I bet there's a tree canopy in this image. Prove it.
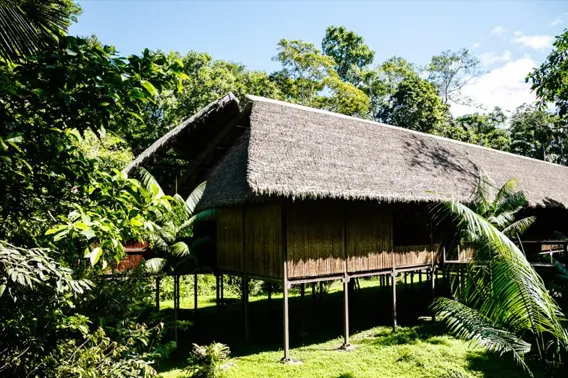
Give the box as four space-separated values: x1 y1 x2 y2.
321 25 374 85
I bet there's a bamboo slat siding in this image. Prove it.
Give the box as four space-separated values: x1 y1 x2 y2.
286 200 345 278
216 206 244 272
244 203 282 278
215 200 440 279
392 245 439 267
346 202 393 273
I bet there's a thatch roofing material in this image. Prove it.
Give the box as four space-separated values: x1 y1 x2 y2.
200 96 568 209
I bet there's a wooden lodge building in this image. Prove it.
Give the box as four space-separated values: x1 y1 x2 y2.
125 93 568 360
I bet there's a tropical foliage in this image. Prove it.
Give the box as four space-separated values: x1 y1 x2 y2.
2 2 568 377
185 342 231 378
431 176 568 373
0 0 80 61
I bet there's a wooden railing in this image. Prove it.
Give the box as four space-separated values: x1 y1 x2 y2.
444 240 568 265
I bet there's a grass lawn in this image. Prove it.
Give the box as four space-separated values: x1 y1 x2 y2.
156 276 532 378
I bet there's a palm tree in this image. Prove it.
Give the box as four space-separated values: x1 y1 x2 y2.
137 168 215 275
431 175 568 373
0 0 77 62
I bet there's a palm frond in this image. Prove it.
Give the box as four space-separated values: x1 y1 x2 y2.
144 257 166 274
503 216 536 238
0 0 70 62
186 181 206 215
169 241 190 257
471 173 494 216
138 167 165 198
491 191 529 227
435 200 568 355
432 297 532 373
494 177 520 209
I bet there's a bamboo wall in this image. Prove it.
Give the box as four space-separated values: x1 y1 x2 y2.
216 203 282 278
346 202 393 273
215 200 440 280
243 203 282 278
216 206 244 272
285 200 345 278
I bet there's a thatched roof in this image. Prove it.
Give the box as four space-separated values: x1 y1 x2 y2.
197 95 568 209
127 93 568 209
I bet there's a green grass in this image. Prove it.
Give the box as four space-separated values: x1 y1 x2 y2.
156 276 532 378
159 324 529 378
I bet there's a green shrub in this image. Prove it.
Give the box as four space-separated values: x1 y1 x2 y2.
185 342 231 378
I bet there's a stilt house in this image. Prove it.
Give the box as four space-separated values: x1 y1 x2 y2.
125 93 568 359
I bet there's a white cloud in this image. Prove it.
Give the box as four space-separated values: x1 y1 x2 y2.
473 42 480 48
491 26 509 36
513 34 554 50
514 31 522 37
479 50 512 66
451 57 537 117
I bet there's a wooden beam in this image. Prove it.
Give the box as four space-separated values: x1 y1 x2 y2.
175 104 251 188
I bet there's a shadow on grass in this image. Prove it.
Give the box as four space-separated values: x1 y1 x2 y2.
156 277 533 377
364 322 447 347
160 278 445 358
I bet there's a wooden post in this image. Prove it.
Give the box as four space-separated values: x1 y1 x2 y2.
300 284 305 336
174 275 178 343
193 273 198 310
281 203 291 362
341 276 351 349
243 275 249 341
282 277 290 361
155 277 160 311
431 251 436 322
392 253 397 332
215 274 220 309
391 270 398 332
220 274 224 302
311 282 316 307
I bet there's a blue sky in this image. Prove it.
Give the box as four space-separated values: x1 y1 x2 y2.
70 0 567 115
